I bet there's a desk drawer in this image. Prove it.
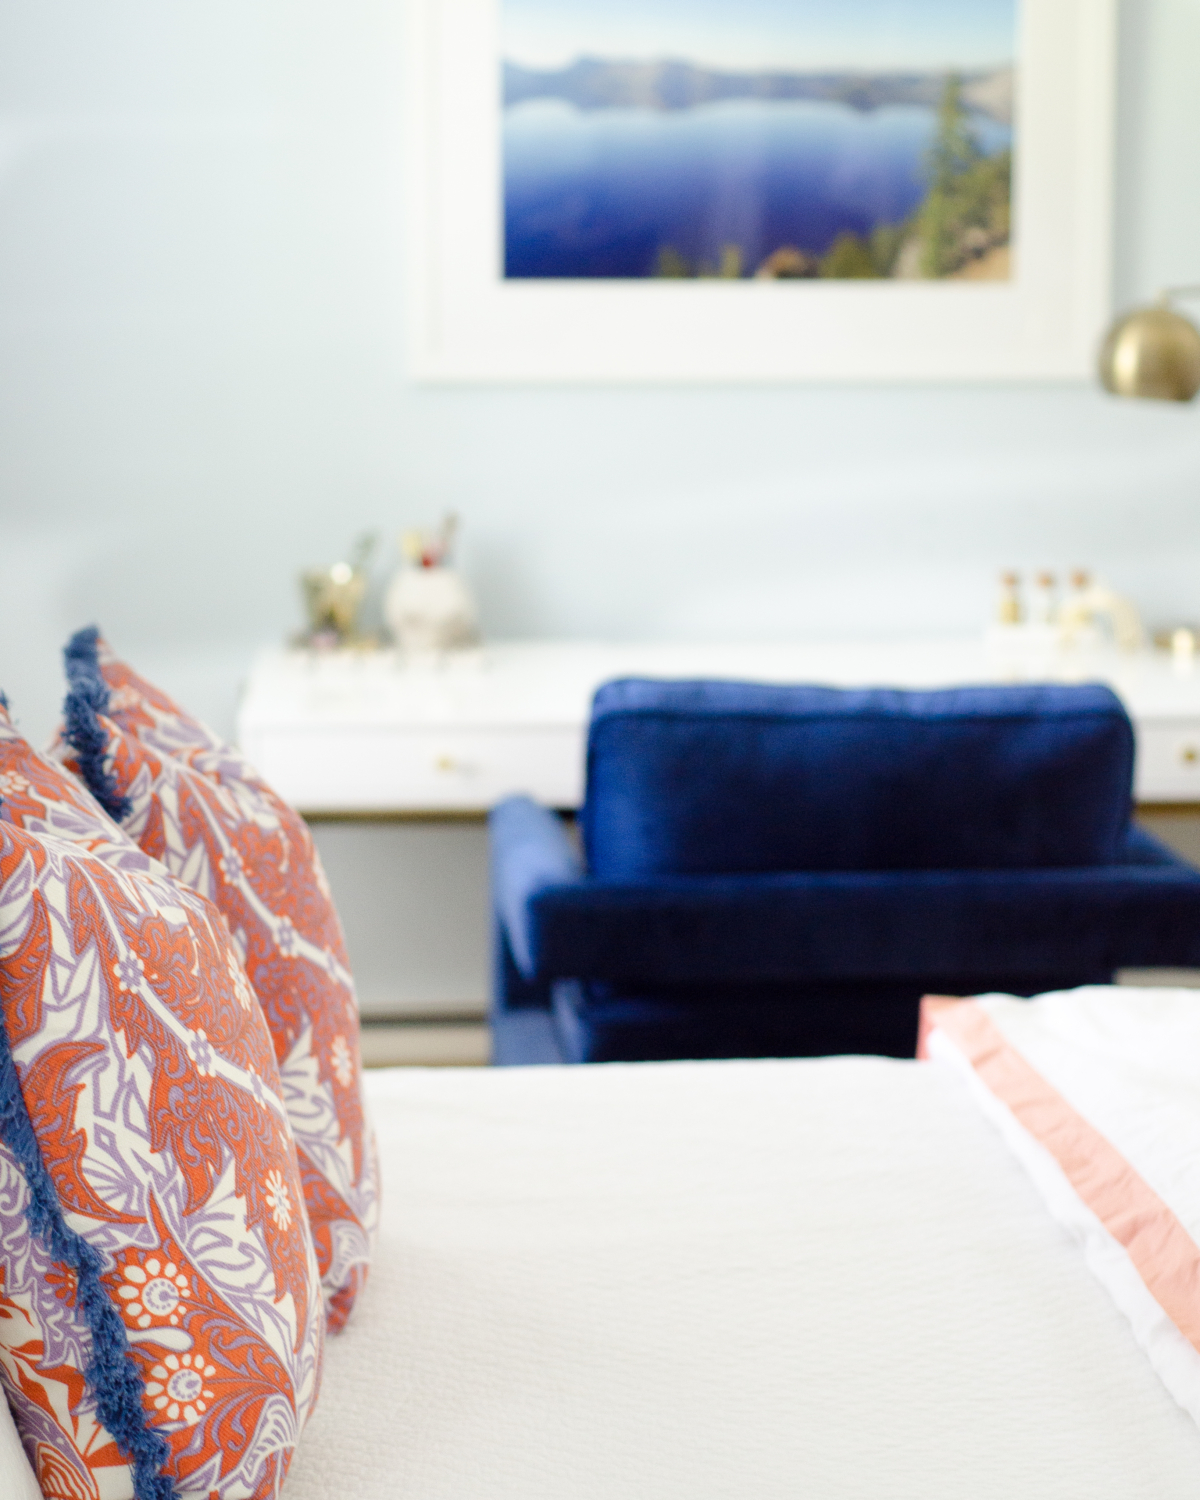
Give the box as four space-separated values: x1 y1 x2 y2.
243 724 586 812
246 715 1200 812
1135 721 1200 803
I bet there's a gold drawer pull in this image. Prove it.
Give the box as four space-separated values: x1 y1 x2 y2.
434 754 456 772
1180 745 1199 765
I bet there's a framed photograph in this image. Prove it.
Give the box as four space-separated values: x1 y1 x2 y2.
406 0 1115 382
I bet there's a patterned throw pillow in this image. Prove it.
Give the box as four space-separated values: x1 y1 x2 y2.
58 631 379 1332
0 702 324 1500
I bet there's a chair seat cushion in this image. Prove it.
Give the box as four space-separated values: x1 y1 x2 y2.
527 846 1200 986
548 972 1115 1064
583 679 1136 878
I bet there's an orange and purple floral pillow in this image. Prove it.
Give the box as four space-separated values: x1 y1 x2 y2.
58 630 379 1333
0 703 324 1500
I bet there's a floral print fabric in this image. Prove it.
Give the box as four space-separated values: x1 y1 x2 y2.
0 707 323 1499
59 635 379 1332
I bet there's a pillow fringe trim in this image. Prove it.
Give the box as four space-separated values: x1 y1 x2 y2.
0 1003 175 1500
63 626 131 822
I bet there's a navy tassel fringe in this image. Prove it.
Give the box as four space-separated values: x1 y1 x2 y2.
0 1005 174 1499
63 626 130 822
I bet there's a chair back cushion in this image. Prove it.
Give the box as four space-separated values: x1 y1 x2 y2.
582 679 1135 878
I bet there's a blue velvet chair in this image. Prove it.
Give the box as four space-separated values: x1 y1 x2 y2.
490 678 1200 1065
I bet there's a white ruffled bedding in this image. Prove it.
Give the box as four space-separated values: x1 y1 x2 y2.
286 1038 1200 1499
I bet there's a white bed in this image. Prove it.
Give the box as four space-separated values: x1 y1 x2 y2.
285 1049 1200 1500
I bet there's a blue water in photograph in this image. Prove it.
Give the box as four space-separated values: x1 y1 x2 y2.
504 96 1012 279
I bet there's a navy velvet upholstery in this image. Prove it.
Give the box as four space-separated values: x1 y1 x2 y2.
583 679 1134 877
548 972 1107 1065
490 679 1200 1066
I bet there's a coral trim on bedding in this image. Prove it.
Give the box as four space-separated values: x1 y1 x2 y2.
921 995 1200 1355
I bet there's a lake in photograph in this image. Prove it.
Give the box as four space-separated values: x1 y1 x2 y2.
501 0 1017 280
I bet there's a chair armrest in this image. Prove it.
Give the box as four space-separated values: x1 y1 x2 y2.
490 796 584 979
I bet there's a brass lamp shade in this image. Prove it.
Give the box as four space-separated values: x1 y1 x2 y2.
1098 302 1200 402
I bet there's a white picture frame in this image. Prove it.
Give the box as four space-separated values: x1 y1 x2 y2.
406 0 1115 384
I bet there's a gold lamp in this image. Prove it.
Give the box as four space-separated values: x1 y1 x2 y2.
1098 286 1200 401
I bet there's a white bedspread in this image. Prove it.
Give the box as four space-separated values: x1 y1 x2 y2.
285 1056 1200 1499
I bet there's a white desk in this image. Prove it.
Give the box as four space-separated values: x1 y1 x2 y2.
237 638 1200 814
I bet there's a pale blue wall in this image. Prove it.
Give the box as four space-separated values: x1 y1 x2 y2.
2 0 1200 746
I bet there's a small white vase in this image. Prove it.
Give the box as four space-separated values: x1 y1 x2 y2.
384 565 479 658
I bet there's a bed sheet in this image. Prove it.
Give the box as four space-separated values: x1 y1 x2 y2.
285 1055 1200 1499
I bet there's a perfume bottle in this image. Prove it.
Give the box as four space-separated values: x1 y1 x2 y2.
1029 571 1057 626
996 571 1022 626
1066 569 1092 608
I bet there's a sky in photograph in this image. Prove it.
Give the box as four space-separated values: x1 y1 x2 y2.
503 0 1018 73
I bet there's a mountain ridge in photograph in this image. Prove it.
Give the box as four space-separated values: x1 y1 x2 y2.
503 58 1014 125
